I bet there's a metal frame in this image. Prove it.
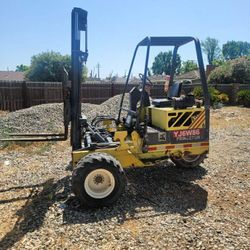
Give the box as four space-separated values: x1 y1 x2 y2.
71 8 88 150
118 36 210 140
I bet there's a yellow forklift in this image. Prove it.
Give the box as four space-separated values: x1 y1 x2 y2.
1 8 210 208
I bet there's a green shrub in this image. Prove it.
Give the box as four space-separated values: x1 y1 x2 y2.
193 86 229 107
237 89 250 107
218 93 229 103
231 57 250 84
192 86 203 98
208 57 250 84
209 87 221 105
208 63 233 84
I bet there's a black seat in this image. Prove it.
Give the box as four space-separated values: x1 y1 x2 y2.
129 87 141 111
167 81 182 99
125 87 150 131
152 82 182 108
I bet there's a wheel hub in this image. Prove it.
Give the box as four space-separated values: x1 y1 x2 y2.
93 174 104 184
84 169 115 199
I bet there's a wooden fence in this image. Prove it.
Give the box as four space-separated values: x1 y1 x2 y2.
0 81 63 111
0 80 249 111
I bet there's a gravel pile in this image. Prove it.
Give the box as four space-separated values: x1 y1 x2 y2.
0 104 65 135
85 93 129 121
0 104 249 249
0 94 129 136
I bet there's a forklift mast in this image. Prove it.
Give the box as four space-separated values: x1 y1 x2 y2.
0 8 88 146
71 8 88 150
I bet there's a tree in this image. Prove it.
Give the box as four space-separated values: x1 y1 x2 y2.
147 68 152 77
212 56 225 67
222 41 250 60
180 60 198 74
15 64 29 72
151 51 181 75
201 37 221 65
25 51 71 81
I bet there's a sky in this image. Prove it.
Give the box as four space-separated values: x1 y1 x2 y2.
0 0 249 78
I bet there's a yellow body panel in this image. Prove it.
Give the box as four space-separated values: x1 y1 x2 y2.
72 107 209 169
72 148 145 168
149 106 205 131
138 143 209 159
72 142 208 168
72 136 209 169
72 130 145 168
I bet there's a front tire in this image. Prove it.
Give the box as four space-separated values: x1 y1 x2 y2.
72 153 126 208
171 154 206 168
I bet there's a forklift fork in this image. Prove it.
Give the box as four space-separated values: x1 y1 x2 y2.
0 68 70 142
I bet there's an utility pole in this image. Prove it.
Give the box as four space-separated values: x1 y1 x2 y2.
96 63 101 79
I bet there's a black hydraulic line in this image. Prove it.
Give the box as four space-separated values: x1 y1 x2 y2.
91 116 116 126
85 133 92 147
75 142 120 151
87 122 106 143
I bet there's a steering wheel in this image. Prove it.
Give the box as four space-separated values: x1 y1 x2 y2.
138 73 153 86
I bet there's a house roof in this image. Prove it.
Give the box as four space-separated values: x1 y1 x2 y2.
149 70 201 82
177 70 200 80
0 71 25 81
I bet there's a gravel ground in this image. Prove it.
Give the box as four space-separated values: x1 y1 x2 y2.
0 103 249 249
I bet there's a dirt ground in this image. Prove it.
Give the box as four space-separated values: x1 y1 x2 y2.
0 106 249 249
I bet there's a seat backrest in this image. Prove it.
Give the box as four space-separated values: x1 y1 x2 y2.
129 87 141 111
126 87 150 131
167 82 182 99
130 86 151 111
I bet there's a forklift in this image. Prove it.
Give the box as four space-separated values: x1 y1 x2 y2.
1 8 210 208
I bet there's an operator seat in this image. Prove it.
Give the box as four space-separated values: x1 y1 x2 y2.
130 87 141 111
167 81 182 99
152 81 182 107
124 86 150 131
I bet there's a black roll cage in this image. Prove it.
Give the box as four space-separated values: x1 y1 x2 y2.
118 36 210 139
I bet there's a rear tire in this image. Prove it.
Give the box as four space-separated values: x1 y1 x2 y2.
72 153 126 208
171 154 206 168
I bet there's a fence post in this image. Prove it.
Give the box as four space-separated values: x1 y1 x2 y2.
22 81 28 109
232 83 240 105
111 81 114 98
